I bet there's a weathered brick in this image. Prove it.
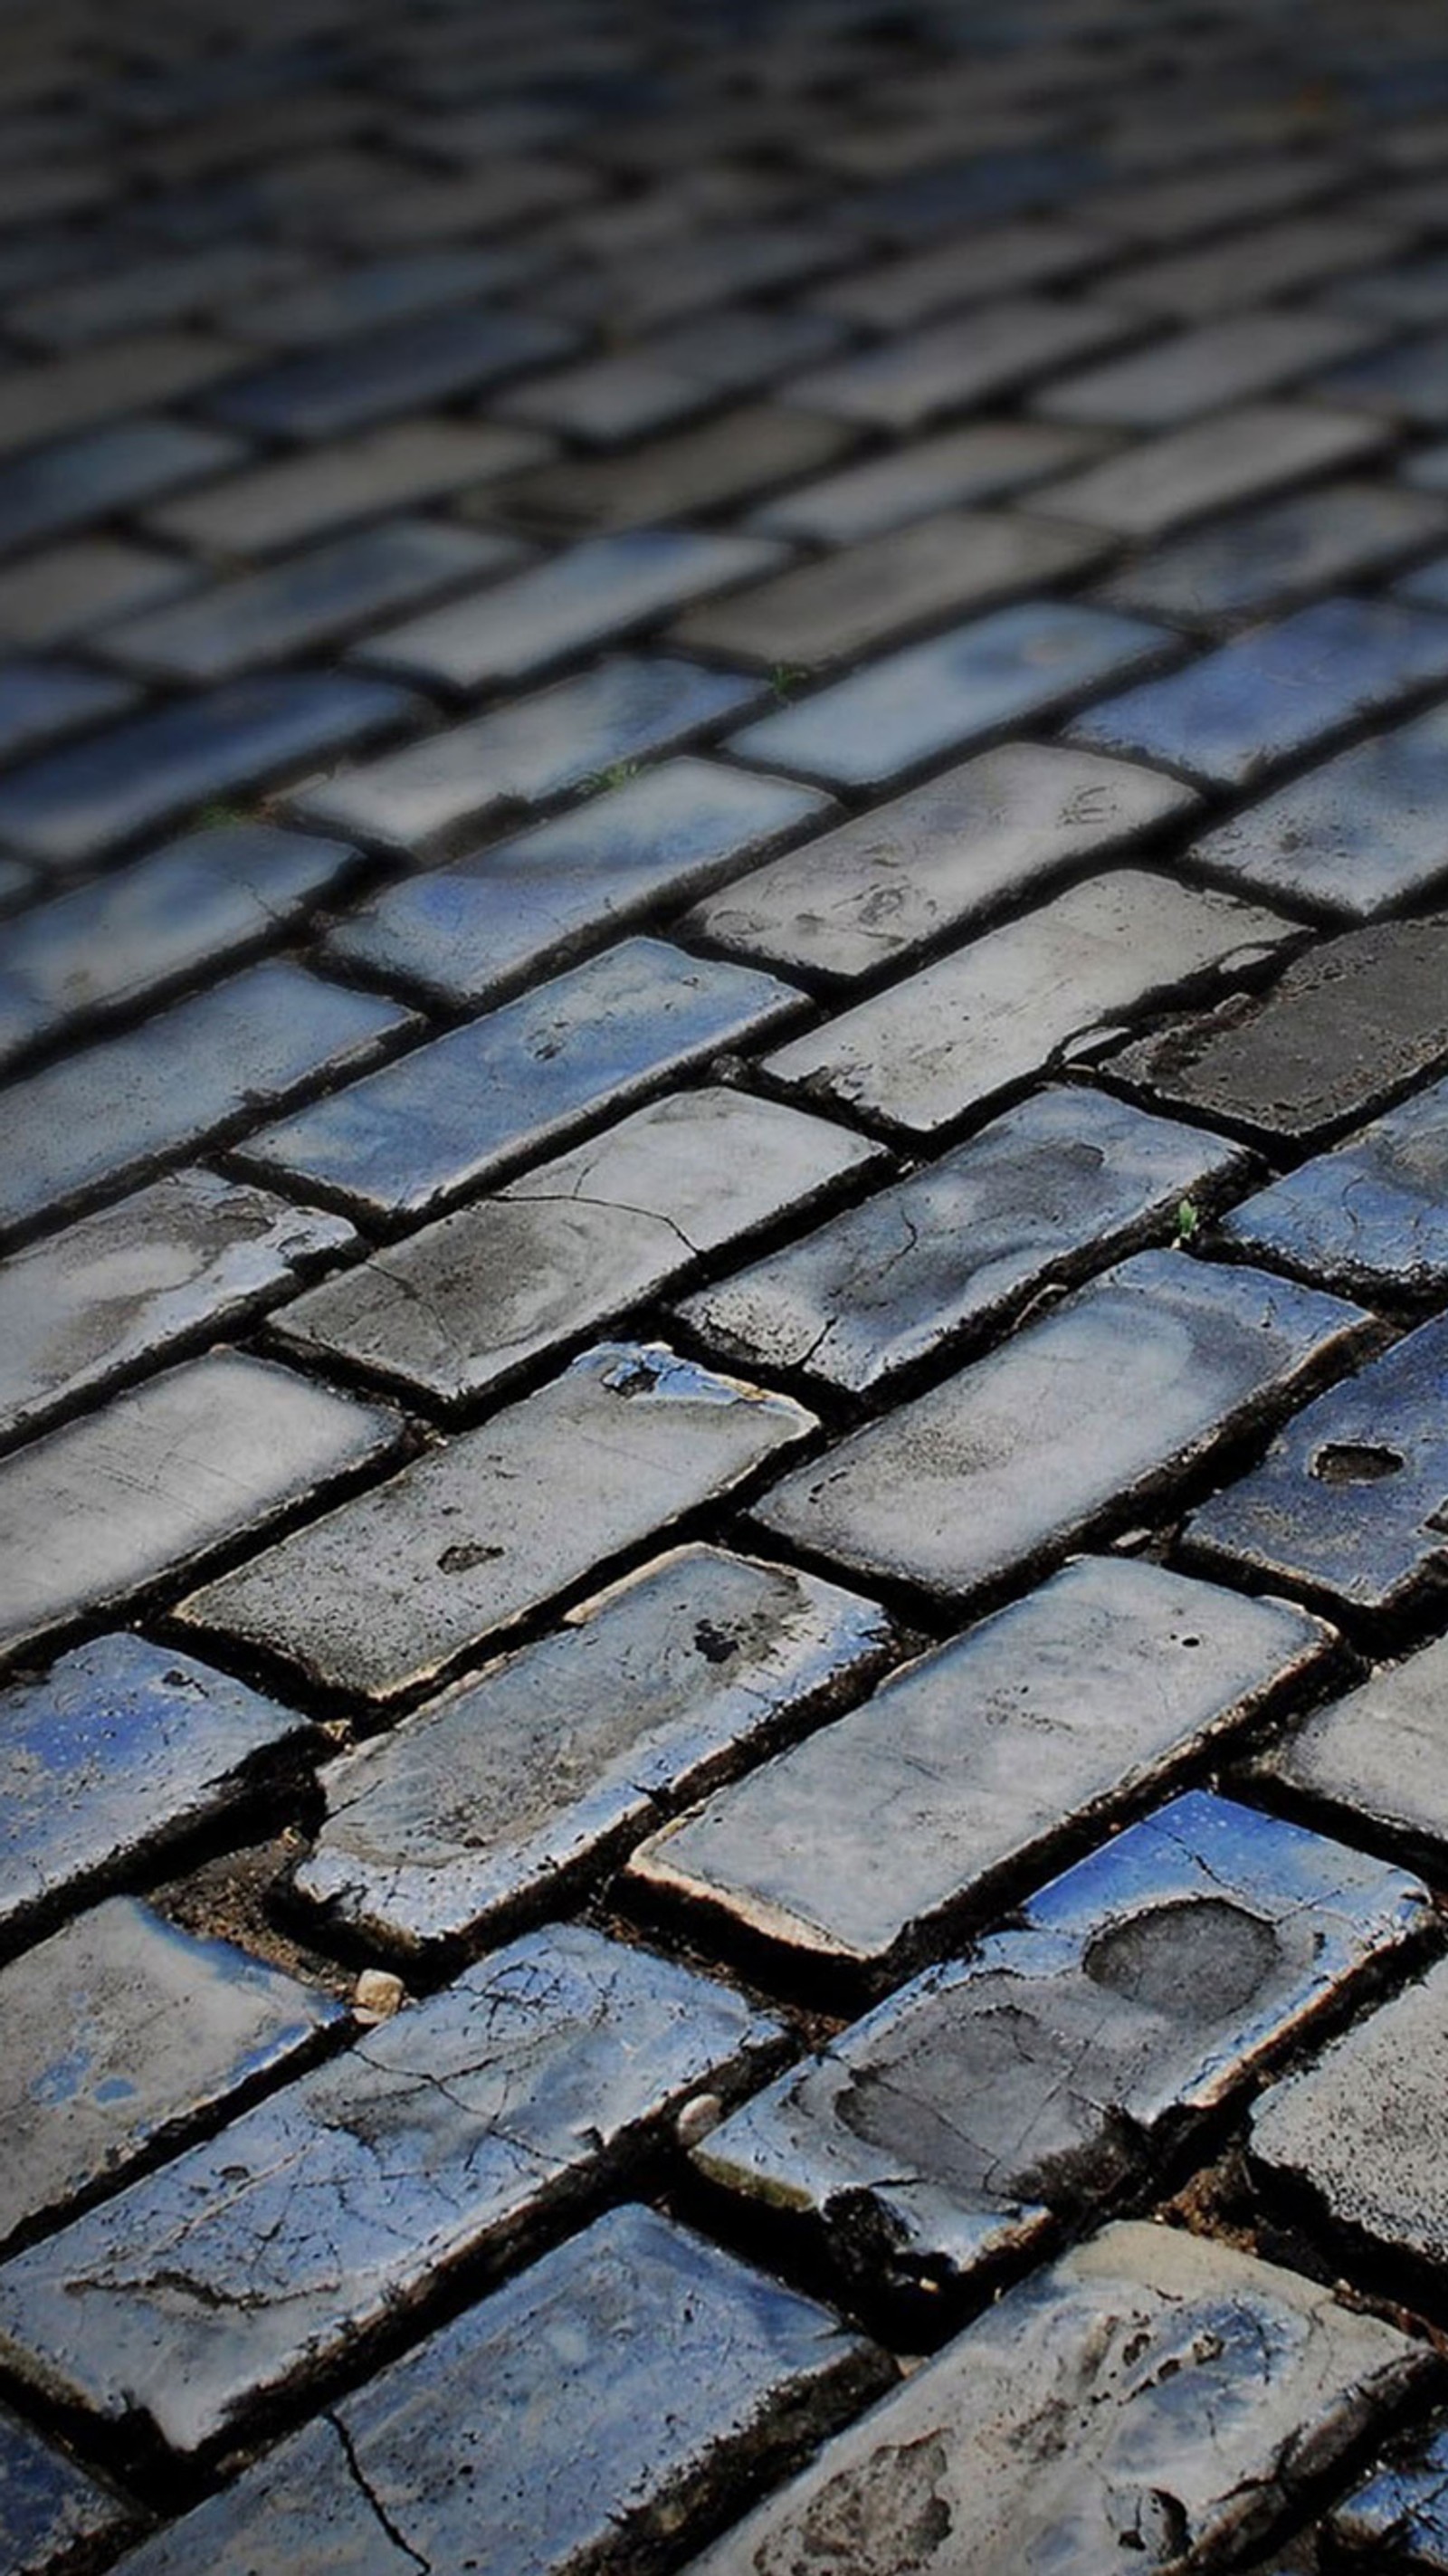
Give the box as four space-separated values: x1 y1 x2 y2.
0 333 244 462
0 416 244 558
1103 212 1403 319
0 1351 398 1663
1031 401 1388 538
0 537 199 650
497 403 853 534
781 295 1136 429
628 1554 1330 1976
812 216 1106 327
0 2399 136 2571
1329 2414 1448 2568
205 303 575 438
677 1086 1247 1395
0 658 136 766
1221 1075 1448 1293
1037 310 1378 430
220 243 545 346
0 1924 781 2457
694 1790 1425 2294
1317 326 1448 421
147 418 548 560
1097 480 1448 632
1258 1628 1448 1868
748 420 1106 545
272 1086 879 1405
176 1343 814 1702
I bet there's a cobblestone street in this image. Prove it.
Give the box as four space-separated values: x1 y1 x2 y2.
13 0 1448 2567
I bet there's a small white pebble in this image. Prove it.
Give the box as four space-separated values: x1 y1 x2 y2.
354 1968 406 2024
676 2092 724 2148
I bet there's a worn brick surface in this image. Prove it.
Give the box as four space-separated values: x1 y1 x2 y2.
11 8 1448 2567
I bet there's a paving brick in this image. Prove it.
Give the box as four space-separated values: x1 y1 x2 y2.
98 519 525 686
0 1633 316 1945
319 157 594 249
1186 1311 1448 1619
758 1249 1364 1609
671 508 1109 673
0 658 136 765
728 601 1173 791
0 1351 397 1664
110 2204 887 2576
1222 1076 1448 1294
694 1789 1425 2294
687 742 1197 983
1038 310 1379 430
496 404 854 533
10 241 317 350
780 295 1136 430
0 1898 341 2251
353 529 783 692
1259 1628 1448 1868
1329 2414 1448 2568
1251 1954 1448 2275
219 243 545 346
147 418 548 560
291 656 762 856
0 672 414 873
677 1087 1247 1396
329 757 830 1006
295 1542 893 1954
540 218 858 330
812 216 1107 327
0 823 359 1069
0 538 199 651
1109 916 1448 1142
1077 152 1347 242
243 939 797 1226
0 1923 781 2459
1318 327 1448 422
1096 479 1448 631
205 305 575 440
0 333 244 462
1335 246 1448 322
0 416 245 559
273 1087 880 1406
1072 596 1448 788
489 351 720 448
0 962 410 1238
844 144 1105 244
0 2399 136 2572
0 1169 356 1448
1030 399 1389 537
681 2221 1426 2576
766 870 1292 1131
748 419 1108 545
177 1342 814 1702
643 306 848 396
1102 212 1403 319
629 1554 1330 1976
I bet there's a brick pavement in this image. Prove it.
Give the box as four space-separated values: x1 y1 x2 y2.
14 1 1448 2568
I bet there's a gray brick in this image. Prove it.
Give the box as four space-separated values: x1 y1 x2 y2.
694 1789 1424 2293
328 756 830 1007
1071 597 1448 788
1259 1629 1448 1869
291 657 762 856
670 507 1108 672
218 243 545 346
1030 400 1389 537
688 742 1196 983
241 939 798 1226
0 416 245 559
644 305 847 395
109 2205 887 2576
0 1923 780 2458
682 2221 1425 2576
0 1169 355 1447
0 962 410 1237
1037 310 1379 430
1102 212 1404 319
539 218 858 330
0 659 136 765
813 217 1107 328
147 418 548 560
0 2400 136 2572
1186 1311 1448 1619
728 601 1173 791
0 1350 397 1664
273 1086 880 1406
205 304 575 439
353 529 783 692
1329 2416 1448 2572
488 351 719 448
1096 479 1448 630
629 1553 1330 1976
1221 1075 1448 1293
753 1250 1367 1609
319 157 594 249
1317 327 1448 422
10 241 316 349
765 870 1292 1132
0 823 359 1069
677 1086 1247 1396
494 403 856 534
296 1542 894 1953
1077 152 1347 242
0 1634 316 1943
1109 916 1448 1141
98 519 525 685
0 1899 341 2250
176 1342 814 1702
748 418 1107 546
0 538 199 650
781 295 1137 429
0 333 244 461
0 673 414 873
1333 245 1448 323
1252 1955 1448 2275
